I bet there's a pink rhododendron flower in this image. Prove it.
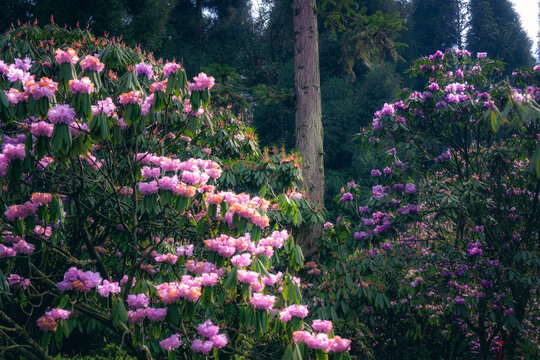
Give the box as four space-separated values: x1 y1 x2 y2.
146 307 167 322
127 293 150 308
160 333 182 351
45 308 71 320
138 181 159 195
97 280 120 297
249 293 276 310
191 339 214 354
197 319 220 338
80 55 105 72
135 62 154 79
231 253 252 267
7 274 30 289
312 320 333 333
279 304 309 322
54 48 79 64
69 77 95 94
48 104 76 125
118 91 142 105
188 72 215 92
127 308 146 324
163 62 181 77
31 122 54 138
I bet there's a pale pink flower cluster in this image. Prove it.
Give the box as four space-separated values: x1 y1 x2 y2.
185 260 223 276
237 270 260 285
30 192 53 206
7 273 30 289
31 121 54 138
54 48 79 64
188 72 215 92
141 93 153 116
69 77 95 94
37 308 72 332
160 333 182 351
4 200 40 221
79 55 105 72
231 253 252 267
293 331 351 353
2 143 26 161
127 293 150 308
135 62 154 79
97 280 121 297
279 304 309 322
154 252 178 264
150 80 166 92
138 180 158 195
47 104 76 124
204 233 253 258
156 276 203 304
128 307 167 324
259 230 288 249
91 97 117 117
57 267 102 293
249 293 276 310
312 319 333 333
6 88 28 104
118 90 142 105
191 320 228 354
141 166 161 179
176 244 194 257
136 156 221 197
24 76 58 100
182 98 204 117
211 192 271 229
163 62 181 77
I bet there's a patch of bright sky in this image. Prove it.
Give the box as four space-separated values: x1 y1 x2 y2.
510 0 539 58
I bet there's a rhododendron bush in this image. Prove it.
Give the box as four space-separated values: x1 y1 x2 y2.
310 50 540 360
0 24 343 360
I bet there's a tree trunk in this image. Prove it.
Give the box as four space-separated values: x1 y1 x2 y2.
293 0 324 259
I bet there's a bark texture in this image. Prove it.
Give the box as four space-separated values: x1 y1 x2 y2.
293 0 324 258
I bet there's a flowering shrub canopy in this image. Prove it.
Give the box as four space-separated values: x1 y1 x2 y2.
0 24 342 360
310 50 540 359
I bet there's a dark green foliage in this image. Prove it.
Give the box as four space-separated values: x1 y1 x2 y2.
403 0 461 57
467 0 533 70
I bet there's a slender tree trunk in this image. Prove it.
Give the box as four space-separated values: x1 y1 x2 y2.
293 0 324 258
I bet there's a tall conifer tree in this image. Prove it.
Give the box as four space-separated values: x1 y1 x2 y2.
467 0 533 69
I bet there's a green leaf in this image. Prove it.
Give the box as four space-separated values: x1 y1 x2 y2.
224 267 238 290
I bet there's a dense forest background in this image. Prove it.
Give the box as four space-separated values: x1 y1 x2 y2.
2 0 537 212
